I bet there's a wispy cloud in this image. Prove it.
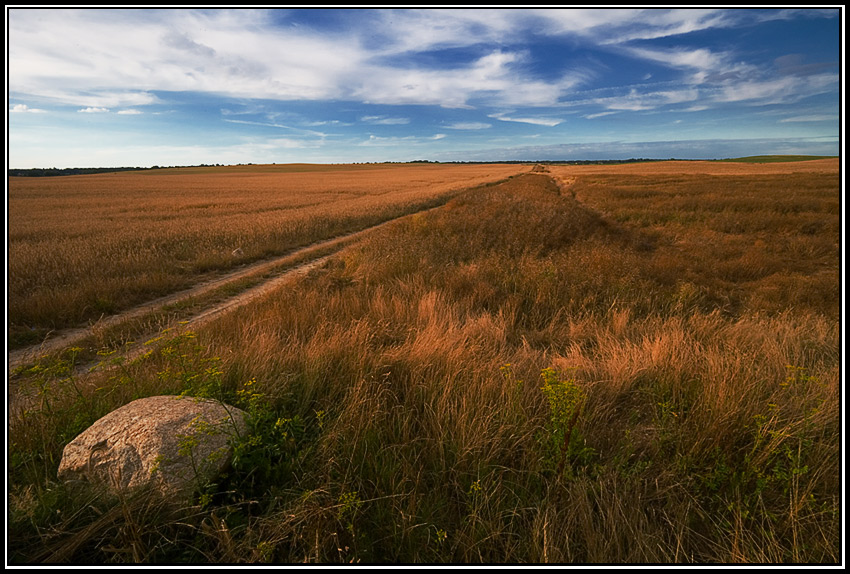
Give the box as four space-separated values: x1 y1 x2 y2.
779 114 837 123
303 119 353 127
351 49 587 108
223 119 328 137
625 46 728 75
712 73 837 105
359 133 446 146
444 122 492 130
78 107 110 113
577 86 700 114
360 115 411 125
584 111 617 119
488 112 563 127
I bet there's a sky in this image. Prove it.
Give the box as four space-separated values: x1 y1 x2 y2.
6 7 843 167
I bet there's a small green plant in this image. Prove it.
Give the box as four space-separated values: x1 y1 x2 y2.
337 490 363 535
154 330 228 401
433 527 448 546
173 414 232 499
153 333 310 502
315 409 327 430
255 540 276 563
539 367 590 479
227 377 313 497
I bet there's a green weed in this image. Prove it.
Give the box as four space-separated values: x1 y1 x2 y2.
539 367 595 479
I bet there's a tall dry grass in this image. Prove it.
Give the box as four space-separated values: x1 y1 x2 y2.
551 161 840 320
8 164 840 563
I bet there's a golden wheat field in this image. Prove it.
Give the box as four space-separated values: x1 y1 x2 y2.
7 159 842 564
8 163 525 343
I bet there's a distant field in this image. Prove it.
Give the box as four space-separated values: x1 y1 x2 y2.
548 158 840 319
548 157 839 174
718 155 838 163
8 163 525 343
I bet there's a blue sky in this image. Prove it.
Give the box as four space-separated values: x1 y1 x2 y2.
7 7 842 167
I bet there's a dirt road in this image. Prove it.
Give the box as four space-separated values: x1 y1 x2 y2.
7 201 449 374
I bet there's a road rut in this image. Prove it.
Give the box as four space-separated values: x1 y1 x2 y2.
8 203 445 374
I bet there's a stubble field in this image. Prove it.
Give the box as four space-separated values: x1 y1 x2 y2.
7 159 841 564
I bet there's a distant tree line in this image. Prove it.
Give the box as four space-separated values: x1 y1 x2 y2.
8 166 148 177
8 164 229 177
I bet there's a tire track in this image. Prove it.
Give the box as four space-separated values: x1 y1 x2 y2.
7 202 447 374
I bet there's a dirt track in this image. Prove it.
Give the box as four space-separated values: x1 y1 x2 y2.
7 202 448 374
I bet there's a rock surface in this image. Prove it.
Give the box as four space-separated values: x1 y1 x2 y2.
57 395 248 500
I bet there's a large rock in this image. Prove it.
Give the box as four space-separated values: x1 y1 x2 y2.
57 395 248 500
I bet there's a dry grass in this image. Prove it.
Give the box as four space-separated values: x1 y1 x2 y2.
550 160 840 320
8 161 841 564
8 163 524 336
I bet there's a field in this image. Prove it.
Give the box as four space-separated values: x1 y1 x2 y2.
716 155 838 163
7 159 841 564
8 163 522 347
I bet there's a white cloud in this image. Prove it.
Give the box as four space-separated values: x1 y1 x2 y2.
7 9 593 111
532 8 734 44
360 116 411 125
584 111 617 119
444 122 492 130
303 119 353 127
712 73 836 105
624 45 731 78
117 109 143 115
366 9 520 54
566 85 701 115
223 119 330 140
352 49 568 108
78 107 110 113
10 103 47 113
362 9 737 56
488 113 563 127
359 133 446 146
9 9 362 106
